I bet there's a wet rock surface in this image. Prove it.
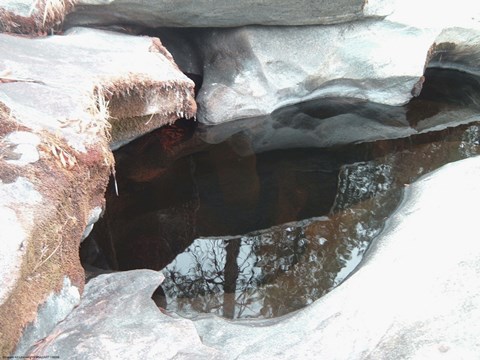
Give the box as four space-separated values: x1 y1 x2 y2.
193 21 439 124
65 0 389 28
25 270 220 359
198 68 480 150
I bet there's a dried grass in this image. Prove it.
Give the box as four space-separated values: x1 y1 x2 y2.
1 0 77 34
29 0 71 24
41 0 67 25
90 86 112 140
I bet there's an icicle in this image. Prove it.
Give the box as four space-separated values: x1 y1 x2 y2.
145 113 155 125
112 166 119 196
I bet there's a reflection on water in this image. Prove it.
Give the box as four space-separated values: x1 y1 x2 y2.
82 69 480 319
162 216 383 319
161 123 480 319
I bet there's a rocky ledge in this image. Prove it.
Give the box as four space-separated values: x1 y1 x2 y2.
0 23 195 354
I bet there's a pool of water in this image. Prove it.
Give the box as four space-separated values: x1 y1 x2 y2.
81 68 480 319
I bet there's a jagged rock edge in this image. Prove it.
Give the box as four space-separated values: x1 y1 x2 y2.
0 0 77 35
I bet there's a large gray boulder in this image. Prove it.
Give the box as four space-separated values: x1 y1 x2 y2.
65 0 392 28
145 2 480 126
197 68 480 152
192 21 480 125
194 21 439 124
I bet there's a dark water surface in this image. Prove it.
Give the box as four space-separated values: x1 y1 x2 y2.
82 69 480 319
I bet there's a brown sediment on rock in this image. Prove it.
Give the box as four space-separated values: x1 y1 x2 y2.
109 113 189 150
97 78 196 119
0 103 30 136
103 78 197 148
0 100 111 355
0 101 113 354
90 54 197 147
0 0 77 35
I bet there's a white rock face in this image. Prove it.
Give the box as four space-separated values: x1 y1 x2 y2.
5 132 41 166
66 0 390 28
386 0 480 29
0 178 41 304
195 21 439 124
26 270 221 359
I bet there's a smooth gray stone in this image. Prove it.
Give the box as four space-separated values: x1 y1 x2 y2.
197 88 480 154
194 21 439 124
429 27 480 76
27 270 220 359
197 98 414 153
66 0 390 28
